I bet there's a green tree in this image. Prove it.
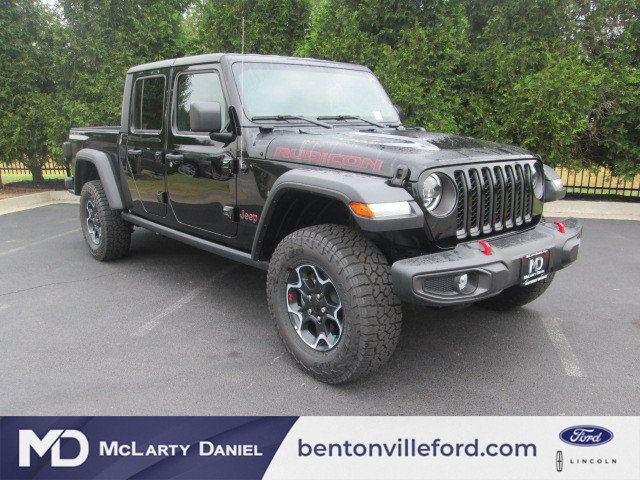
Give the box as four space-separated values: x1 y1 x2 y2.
0 0 58 182
376 7 470 133
300 0 639 175
300 0 470 132
55 0 191 133
572 0 640 176
188 0 311 55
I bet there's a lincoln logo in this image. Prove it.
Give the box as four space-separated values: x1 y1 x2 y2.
559 426 613 447
556 450 563 472
19 429 89 467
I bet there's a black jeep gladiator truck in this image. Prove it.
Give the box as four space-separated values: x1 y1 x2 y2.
64 53 581 383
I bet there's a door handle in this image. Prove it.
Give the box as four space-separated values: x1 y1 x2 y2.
165 153 184 168
127 148 142 157
212 154 235 176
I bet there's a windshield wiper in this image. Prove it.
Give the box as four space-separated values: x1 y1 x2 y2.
251 115 333 129
317 115 386 128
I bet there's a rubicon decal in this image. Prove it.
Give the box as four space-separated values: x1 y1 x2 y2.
559 426 613 446
274 146 384 172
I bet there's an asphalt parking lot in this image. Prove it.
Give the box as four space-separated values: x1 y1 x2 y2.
1 203 639 415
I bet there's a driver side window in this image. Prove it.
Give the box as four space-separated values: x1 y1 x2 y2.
175 72 227 133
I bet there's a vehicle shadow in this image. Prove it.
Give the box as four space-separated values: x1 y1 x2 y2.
129 229 546 403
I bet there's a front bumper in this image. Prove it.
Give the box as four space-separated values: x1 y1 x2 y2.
391 218 582 306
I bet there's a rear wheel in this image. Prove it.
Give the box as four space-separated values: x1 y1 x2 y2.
266 224 402 384
80 180 131 261
479 273 555 311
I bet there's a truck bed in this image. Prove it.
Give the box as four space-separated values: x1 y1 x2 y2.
69 126 120 157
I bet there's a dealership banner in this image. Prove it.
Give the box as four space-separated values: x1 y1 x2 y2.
1 417 638 480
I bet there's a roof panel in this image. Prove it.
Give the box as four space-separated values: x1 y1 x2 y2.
127 53 369 74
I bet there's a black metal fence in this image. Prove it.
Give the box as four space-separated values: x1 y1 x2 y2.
1 160 639 199
1 160 69 176
556 166 640 198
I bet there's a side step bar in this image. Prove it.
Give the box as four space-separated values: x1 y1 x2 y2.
121 212 268 270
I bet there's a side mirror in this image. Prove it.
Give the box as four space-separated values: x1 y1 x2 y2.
543 164 566 202
394 104 404 122
189 101 222 133
62 141 73 163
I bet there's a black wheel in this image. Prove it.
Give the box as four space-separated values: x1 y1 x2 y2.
266 224 402 384
479 273 555 311
80 180 131 261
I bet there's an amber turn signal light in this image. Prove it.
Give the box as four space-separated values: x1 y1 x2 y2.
349 202 375 219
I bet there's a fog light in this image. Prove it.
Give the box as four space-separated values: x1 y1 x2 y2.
453 272 477 294
456 274 468 292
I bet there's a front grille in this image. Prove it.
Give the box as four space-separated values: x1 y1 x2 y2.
453 162 535 239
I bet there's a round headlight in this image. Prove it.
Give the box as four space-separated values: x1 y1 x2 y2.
422 173 443 211
532 163 544 199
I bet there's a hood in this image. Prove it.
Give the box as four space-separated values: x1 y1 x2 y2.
250 128 535 181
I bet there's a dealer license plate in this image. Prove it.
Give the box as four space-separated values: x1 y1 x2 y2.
521 250 550 285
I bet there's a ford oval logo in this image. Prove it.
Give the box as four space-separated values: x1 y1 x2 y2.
559 426 613 446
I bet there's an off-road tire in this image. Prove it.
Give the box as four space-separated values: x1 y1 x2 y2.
80 180 131 261
479 273 555 311
266 224 402 384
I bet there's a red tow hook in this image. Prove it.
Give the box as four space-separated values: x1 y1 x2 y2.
478 240 493 256
553 221 566 234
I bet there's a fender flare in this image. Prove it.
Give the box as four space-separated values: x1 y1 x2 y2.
251 169 424 260
74 148 125 210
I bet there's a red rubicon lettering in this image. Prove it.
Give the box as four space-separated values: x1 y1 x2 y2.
274 147 384 172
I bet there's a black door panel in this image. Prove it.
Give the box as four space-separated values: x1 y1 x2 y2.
125 73 168 217
167 66 237 237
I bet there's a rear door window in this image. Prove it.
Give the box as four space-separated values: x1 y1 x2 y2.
131 76 165 132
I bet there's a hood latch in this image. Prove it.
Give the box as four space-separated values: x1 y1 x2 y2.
389 164 410 187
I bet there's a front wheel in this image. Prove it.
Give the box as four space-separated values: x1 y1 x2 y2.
266 224 402 384
80 180 131 261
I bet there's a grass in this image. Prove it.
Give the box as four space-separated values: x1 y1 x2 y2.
566 187 640 198
0 171 66 184
2 166 638 198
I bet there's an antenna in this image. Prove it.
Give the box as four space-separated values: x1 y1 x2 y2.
239 16 245 171
241 16 245 105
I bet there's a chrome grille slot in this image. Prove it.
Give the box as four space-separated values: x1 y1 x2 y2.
480 168 493 234
492 166 504 232
454 171 467 236
524 164 533 222
467 169 481 236
514 164 524 225
454 161 537 240
504 165 515 229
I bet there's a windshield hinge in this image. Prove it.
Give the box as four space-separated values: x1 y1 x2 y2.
389 164 410 187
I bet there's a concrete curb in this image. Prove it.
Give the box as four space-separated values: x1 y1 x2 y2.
0 190 638 221
544 199 640 221
0 190 79 216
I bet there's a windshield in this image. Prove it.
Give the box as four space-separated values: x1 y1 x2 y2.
232 62 400 124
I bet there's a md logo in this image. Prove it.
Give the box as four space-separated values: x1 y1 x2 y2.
18 429 89 467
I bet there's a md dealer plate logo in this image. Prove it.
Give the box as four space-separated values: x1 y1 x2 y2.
559 426 613 447
19 429 89 467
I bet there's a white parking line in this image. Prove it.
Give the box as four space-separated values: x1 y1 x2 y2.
0 304 9 313
542 317 585 378
0 229 80 257
133 265 237 337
